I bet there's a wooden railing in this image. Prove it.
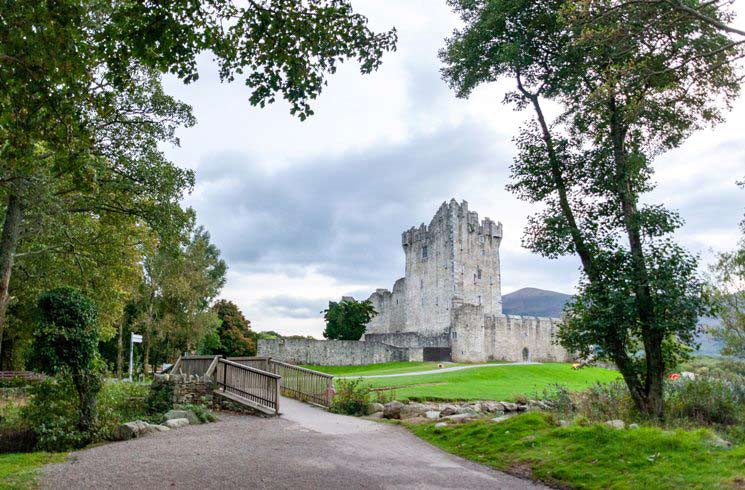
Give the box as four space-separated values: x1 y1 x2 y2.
228 356 271 372
215 359 281 415
0 371 44 381
266 360 334 408
171 355 219 377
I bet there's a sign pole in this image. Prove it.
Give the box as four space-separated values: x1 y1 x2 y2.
129 333 143 382
129 333 134 382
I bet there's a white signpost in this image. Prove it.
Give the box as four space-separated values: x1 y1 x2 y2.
129 333 143 382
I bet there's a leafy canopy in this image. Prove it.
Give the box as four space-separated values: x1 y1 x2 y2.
323 299 376 341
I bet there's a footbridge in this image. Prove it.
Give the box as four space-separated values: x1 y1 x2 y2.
169 355 334 416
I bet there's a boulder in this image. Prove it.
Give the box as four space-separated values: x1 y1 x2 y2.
150 425 171 432
439 404 458 416
164 418 190 429
165 409 200 425
445 413 476 424
454 406 478 416
628 423 639 430
400 403 428 419
383 401 404 419
559 420 570 427
481 401 505 413
366 403 385 415
501 402 519 412
112 420 151 441
366 412 384 420
605 420 625 429
434 422 449 429
425 411 441 420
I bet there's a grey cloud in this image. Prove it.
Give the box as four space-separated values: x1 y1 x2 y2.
192 123 510 286
261 296 328 320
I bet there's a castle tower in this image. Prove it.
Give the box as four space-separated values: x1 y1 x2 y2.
400 199 502 335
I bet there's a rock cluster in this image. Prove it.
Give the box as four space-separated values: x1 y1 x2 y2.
372 399 550 424
112 408 213 441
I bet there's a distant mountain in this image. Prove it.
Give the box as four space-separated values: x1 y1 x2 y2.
502 287 572 318
502 287 724 356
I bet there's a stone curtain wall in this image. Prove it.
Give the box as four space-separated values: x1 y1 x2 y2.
257 339 412 366
451 304 571 363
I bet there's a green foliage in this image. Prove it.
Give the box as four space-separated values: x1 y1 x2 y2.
708 244 745 358
29 289 102 437
322 299 376 341
180 404 217 424
21 376 89 452
95 382 150 440
145 383 173 416
206 300 256 357
440 0 742 417
666 377 745 427
412 412 745 489
329 379 371 416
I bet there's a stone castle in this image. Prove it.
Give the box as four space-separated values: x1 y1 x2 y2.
361 199 570 363
258 199 571 366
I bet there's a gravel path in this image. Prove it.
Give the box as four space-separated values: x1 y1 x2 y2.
41 396 546 489
338 361 541 379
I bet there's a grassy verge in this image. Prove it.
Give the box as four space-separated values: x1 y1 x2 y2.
353 363 620 401
0 452 67 490
301 361 469 377
411 412 745 489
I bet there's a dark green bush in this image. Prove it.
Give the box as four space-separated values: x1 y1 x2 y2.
30 288 102 438
22 375 89 451
329 379 370 416
145 382 173 415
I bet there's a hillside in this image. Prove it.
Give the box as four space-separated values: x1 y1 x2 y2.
502 287 571 317
501 287 723 355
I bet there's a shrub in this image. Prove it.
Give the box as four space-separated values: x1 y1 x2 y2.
181 404 218 423
29 288 102 438
96 381 151 439
572 381 635 422
665 377 744 426
22 375 89 452
145 382 173 415
330 379 370 416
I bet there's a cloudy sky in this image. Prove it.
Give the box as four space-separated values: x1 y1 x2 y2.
163 1 745 337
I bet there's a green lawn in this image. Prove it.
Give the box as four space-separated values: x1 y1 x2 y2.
352 363 620 401
0 452 66 490
302 361 470 377
412 412 745 489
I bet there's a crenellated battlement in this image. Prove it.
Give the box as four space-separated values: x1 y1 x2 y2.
401 199 503 247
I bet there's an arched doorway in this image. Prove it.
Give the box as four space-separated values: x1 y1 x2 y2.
522 347 530 362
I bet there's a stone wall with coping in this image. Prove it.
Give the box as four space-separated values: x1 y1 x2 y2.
451 304 571 363
257 338 412 366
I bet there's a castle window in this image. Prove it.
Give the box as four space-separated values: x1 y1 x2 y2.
421 297 425 307
477 267 482 279
422 245 428 259
420 279 424 289
478 295 482 305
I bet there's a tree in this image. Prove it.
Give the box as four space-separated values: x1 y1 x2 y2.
207 300 256 357
441 0 742 417
30 288 101 438
322 299 376 341
709 247 745 358
0 0 396 359
130 224 227 371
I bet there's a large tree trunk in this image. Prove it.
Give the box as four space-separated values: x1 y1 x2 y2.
0 193 24 363
116 320 123 379
608 96 664 419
